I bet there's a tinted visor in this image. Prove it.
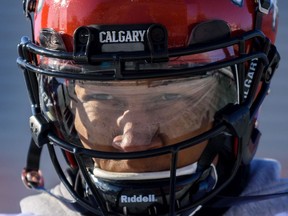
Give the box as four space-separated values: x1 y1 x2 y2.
40 67 238 150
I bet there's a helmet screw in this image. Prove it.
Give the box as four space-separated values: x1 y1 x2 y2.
150 26 165 43
78 28 90 44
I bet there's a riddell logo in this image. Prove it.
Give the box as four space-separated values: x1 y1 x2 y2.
121 194 157 203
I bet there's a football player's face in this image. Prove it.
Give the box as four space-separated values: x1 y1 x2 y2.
72 74 236 172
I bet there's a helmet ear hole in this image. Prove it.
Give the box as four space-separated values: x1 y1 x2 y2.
188 20 231 45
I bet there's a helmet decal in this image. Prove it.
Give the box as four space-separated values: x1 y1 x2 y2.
120 194 157 203
99 30 146 43
243 58 258 100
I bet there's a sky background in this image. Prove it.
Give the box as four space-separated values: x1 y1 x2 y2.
0 1 287 213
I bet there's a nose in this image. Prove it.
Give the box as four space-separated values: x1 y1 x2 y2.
112 110 163 152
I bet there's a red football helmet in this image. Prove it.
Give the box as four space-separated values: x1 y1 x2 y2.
18 0 280 215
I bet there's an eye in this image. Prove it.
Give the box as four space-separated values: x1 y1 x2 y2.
161 93 182 101
83 94 113 101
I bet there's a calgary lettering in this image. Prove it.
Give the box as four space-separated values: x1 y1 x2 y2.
243 58 258 99
99 30 146 43
121 194 157 203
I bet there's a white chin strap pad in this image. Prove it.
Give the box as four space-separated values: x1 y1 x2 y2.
92 162 200 181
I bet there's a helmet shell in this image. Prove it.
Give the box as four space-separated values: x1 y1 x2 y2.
34 0 278 52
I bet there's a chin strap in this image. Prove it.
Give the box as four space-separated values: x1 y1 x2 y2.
21 138 92 214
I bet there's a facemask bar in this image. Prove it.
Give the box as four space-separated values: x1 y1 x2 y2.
18 30 269 78
45 120 232 215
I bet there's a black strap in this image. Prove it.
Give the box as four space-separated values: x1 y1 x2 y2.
196 133 229 173
21 138 44 189
25 138 42 171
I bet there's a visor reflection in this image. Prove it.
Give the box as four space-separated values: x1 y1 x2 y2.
70 70 237 150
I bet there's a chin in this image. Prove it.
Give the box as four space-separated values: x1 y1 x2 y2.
94 156 172 173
